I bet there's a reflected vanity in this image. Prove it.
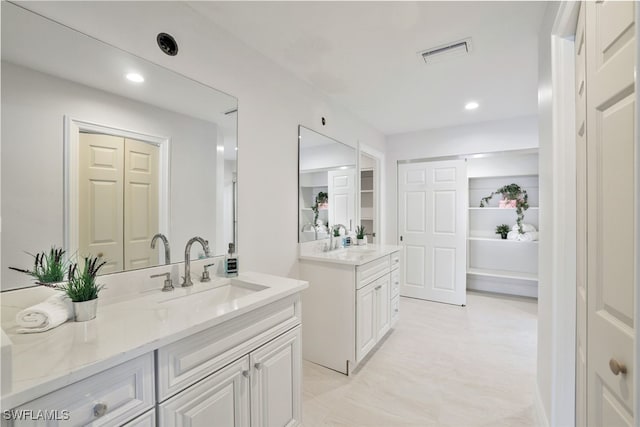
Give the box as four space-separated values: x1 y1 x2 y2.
1 2 238 289
297 126 357 244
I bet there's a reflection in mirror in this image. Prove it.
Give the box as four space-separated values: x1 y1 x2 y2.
298 126 357 243
1 3 238 289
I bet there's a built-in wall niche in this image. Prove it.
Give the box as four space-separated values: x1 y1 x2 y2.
359 152 377 244
466 150 539 298
298 126 356 243
1 2 238 290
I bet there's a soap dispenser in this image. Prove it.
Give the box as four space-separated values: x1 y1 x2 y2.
225 243 238 277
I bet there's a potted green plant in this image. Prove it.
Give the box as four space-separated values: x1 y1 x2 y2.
355 225 366 245
480 183 529 234
495 224 510 240
9 247 68 285
311 191 329 225
58 255 107 322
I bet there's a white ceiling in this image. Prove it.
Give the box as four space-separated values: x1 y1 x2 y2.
189 1 547 136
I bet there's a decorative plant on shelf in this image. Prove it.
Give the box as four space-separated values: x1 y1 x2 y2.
480 183 529 234
58 255 107 302
495 224 510 240
9 247 68 285
311 191 329 225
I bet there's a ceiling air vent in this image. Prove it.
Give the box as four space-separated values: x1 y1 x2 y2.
419 37 473 64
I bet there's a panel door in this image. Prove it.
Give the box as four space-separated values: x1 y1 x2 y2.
375 275 391 340
78 132 124 273
356 281 377 362
574 2 588 425
398 160 467 305
123 138 159 270
159 356 250 427
328 169 355 231
250 327 301 427
585 1 636 424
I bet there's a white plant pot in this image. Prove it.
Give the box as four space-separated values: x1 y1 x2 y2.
73 299 98 322
357 238 366 246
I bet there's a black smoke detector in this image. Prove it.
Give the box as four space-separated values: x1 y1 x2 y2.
157 33 178 56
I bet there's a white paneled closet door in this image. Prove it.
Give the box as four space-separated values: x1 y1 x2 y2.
328 169 356 231
398 160 467 305
583 0 636 425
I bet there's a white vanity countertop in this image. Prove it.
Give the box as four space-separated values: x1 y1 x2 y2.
0 271 308 409
299 244 402 266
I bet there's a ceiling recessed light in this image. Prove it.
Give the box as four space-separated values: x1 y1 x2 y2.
126 73 144 83
465 101 479 110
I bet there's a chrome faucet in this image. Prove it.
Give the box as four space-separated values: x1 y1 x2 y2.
181 237 211 287
330 224 347 251
151 233 171 265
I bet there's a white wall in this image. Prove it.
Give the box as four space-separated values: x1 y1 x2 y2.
16 2 386 279
1 62 225 289
384 115 539 244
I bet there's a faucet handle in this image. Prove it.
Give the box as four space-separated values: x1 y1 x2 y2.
151 272 174 292
201 263 215 282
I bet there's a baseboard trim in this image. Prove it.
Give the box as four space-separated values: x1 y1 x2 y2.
534 386 550 427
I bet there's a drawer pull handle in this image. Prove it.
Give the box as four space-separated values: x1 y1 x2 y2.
375 285 382 290
254 362 263 370
395 309 399 312
242 370 250 378
93 402 108 418
609 358 627 375
394 281 399 285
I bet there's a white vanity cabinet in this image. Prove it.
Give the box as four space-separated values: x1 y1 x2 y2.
157 296 302 427
300 247 401 375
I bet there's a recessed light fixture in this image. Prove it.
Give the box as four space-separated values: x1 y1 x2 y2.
465 101 479 110
126 73 144 83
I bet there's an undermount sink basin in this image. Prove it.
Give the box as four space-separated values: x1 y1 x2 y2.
157 279 267 305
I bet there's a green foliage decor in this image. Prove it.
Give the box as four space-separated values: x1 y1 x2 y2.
311 191 329 225
355 225 366 240
480 183 529 234
9 247 68 284
495 224 510 239
58 255 107 302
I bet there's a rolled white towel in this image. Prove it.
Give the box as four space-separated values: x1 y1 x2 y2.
507 230 520 241
512 223 537 233
16 293 73 334
517 231 540 242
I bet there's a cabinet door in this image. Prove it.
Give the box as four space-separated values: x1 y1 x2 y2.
159 356 250 427
375 275 391 339
250 327 301 427
356 282 377 362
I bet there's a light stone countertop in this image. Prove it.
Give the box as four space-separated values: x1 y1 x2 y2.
298 244 402 266
0 272 308 409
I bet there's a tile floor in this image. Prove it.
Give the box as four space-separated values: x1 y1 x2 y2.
302 291 538 427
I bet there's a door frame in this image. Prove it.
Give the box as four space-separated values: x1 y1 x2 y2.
63 116 170 259
360 143 384 244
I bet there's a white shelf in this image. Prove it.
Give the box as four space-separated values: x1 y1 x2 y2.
467 268 538 281
360 190 374 193
468 237 538 244
361 217 373 221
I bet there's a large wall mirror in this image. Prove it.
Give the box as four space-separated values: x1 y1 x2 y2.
1 3 238 290
298 126 356 243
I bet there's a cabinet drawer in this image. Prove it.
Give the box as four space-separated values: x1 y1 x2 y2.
390 269 400 298
391 296 400 326
157 295 301 401
122 409 155 427
13 353 154 427
356 256 390 289
390 252 401 271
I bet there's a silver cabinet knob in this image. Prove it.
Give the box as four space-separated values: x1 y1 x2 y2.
609 358 627 375
254 362 262 370
93 402 108 417
242 370 250 378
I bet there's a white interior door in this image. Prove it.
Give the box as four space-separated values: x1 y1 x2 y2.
328 168 355 231
398 160 467 305
585 1 636 425
79 132 124 273
124 138 159 270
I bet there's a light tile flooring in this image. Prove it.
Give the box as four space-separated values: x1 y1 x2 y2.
302 291 538 427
